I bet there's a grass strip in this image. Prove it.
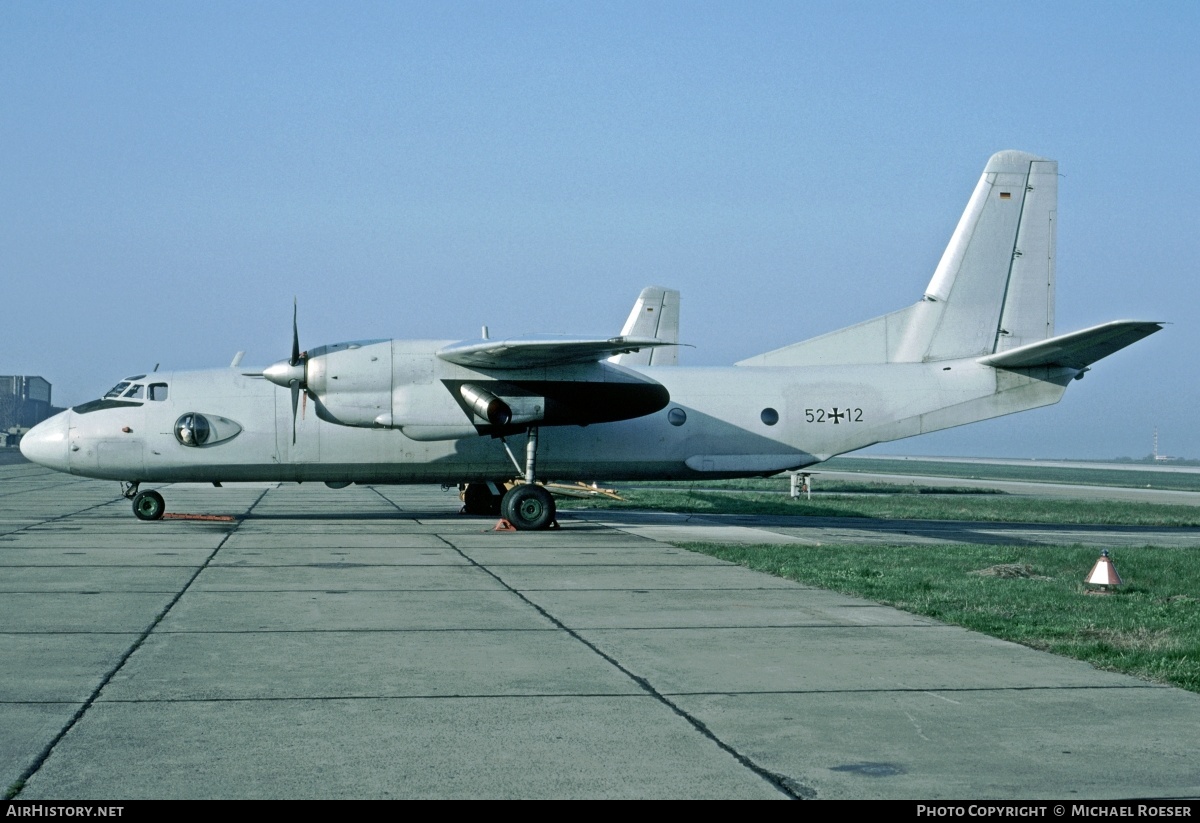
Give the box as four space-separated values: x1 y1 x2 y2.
820 457 1200 492
560 487 1200 527
677 541 1200 693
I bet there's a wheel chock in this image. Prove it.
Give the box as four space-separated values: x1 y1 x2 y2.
549 519 561 529
492 519 517 532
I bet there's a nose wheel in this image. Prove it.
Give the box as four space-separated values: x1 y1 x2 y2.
132 490 166 521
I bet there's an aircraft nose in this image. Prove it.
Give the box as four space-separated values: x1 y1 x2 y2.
20 411 71 471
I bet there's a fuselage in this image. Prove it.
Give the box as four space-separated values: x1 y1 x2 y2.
19 351 1073 486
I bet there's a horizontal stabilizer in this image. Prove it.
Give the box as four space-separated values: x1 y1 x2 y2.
437 335 677 369
978 320 1162 371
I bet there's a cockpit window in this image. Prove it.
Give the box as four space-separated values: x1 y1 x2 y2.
104 382 132 399
73 398 143 414
148 383 168 401
123 384 145 399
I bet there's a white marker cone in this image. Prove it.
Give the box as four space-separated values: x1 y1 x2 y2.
1085 550 1123 587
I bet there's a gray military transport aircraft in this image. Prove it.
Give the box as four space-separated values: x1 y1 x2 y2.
21 151 1161 529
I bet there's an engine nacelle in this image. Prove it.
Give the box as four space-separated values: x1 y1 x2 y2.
306 340 393 427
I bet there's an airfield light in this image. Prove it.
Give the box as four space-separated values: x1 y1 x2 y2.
1084 549 1123 593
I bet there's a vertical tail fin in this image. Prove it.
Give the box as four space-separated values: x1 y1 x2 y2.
738 150 1057 367
914 150 1057 360
611 286 680 366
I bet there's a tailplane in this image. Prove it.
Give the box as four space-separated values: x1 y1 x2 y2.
979 320 1162 371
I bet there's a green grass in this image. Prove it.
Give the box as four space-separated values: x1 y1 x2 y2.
820 456 1200 492
560 487 1200 527
679 541 1200 692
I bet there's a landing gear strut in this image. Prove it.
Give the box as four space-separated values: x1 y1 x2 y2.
496 426 557 531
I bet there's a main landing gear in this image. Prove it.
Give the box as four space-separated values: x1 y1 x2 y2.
122 481 165 521
463 426 558 531
460 482 506 516
501 484 556 530
461 481 557 530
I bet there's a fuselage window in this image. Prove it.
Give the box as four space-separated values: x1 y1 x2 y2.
123 384 145 400
761 407 779 426
175 413 212 447
148 383 168 401
104 382 131 399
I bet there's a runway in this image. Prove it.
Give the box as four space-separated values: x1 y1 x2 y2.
3 461 1199 799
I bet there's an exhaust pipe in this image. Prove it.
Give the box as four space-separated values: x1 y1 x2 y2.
460 384 513 426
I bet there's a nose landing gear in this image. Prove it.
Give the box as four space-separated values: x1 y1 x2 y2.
132 490 166 521
121 482 166 521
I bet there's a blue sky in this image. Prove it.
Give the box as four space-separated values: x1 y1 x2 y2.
3 1 1196 459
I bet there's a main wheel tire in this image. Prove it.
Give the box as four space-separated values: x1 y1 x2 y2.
462 483 503 516
132 490 165 521
501 485 556 531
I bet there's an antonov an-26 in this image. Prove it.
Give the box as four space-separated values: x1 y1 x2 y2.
21 151 1161 529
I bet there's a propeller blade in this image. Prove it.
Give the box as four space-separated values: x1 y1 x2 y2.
290 298 301 367
290 379 299 444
